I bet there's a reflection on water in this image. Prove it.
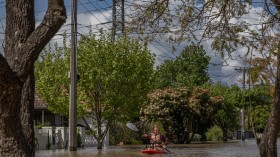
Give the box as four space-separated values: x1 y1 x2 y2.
36 139 280 157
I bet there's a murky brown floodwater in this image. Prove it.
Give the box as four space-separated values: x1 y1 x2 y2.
36 139 280 157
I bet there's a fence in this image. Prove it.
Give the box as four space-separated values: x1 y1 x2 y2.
34 126 109 150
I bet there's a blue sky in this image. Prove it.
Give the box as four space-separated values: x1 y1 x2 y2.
0 0 275 87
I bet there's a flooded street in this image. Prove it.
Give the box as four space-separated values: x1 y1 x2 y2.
36 139 280 157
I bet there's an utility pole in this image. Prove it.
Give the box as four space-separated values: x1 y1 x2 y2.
69 0 78 151
235 67 247 141
112 0 125 40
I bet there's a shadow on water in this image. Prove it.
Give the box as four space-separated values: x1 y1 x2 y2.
36 139 280 157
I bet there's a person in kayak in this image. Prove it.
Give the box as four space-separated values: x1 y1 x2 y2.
142 126 167 150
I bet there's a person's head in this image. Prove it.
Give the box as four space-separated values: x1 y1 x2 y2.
153 126 159 135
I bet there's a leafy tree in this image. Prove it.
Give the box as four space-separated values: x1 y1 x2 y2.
128 0 280 155
0 1 66 156
154 60 177 88
243 86 272 133
246 56 276 86
154 45 210 88
140 87 223 144
204 83 241 141
35 33 155 149
35 41 71 116
252 105 271 133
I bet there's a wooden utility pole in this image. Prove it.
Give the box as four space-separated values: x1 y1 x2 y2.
69 0 78 151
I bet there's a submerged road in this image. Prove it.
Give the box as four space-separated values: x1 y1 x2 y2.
36 139 280 157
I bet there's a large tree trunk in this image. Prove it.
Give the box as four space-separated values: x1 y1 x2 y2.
20 69 35 156
258 54 280 157
0 56 25 156
0 71 35 156
0 0 66 156
258 1 280 156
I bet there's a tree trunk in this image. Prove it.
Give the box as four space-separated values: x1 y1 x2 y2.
0 70 35 157
96 115 103 149
177 133 180 144
200 132 206 142
222 128 227 142
0 0 66 156
20 69 35 157
258 54 280 157
0 56 25 156
97 140 103 149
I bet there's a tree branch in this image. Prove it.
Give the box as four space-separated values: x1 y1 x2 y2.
12 0 66 81
81 116 91 130
271 0 280 12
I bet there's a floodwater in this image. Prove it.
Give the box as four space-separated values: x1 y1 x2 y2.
36 139 280 157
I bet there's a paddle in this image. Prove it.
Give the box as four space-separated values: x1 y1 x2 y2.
126 122 171 154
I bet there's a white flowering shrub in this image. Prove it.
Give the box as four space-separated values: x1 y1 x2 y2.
140 87 223 144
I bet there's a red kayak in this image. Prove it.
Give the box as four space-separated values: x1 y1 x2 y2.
141 149 168 154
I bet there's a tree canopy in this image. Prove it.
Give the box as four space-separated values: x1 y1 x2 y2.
35 33 155 148
154 45 210 88
140 86 223 143
204 83 241 141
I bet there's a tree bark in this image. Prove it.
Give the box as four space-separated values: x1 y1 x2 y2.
0 55 24 156
222 127 227 142
258 54 280 157
97 119 103 149
97 140 103 149
0 0 66 156
20 68 35 157
255 0 280 157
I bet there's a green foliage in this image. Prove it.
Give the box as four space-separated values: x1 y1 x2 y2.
203 83 241 136
237 85 272 132
85 129 97 136
141 86 223 144
77 33 155 122
154 45 210 88
35 121 51 129
77 129 84 148
109 122 142 145
237 85 272 109
35 122 44 129
35 38 71 116
206 125 223 141
35 32 155 148
252 105 271 133
192 134 202 142
204 83 272 134
124 139 142 145
248 86 272 132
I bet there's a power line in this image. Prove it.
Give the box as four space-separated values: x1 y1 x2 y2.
77 0 110 30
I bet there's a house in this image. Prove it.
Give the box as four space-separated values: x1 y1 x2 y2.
34 94 109 150
34 94 67 127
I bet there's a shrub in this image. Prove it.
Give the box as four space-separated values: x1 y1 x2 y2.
192 134 202 141
206 125 223 141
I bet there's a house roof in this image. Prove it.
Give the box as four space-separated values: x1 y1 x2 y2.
34 93 48 110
